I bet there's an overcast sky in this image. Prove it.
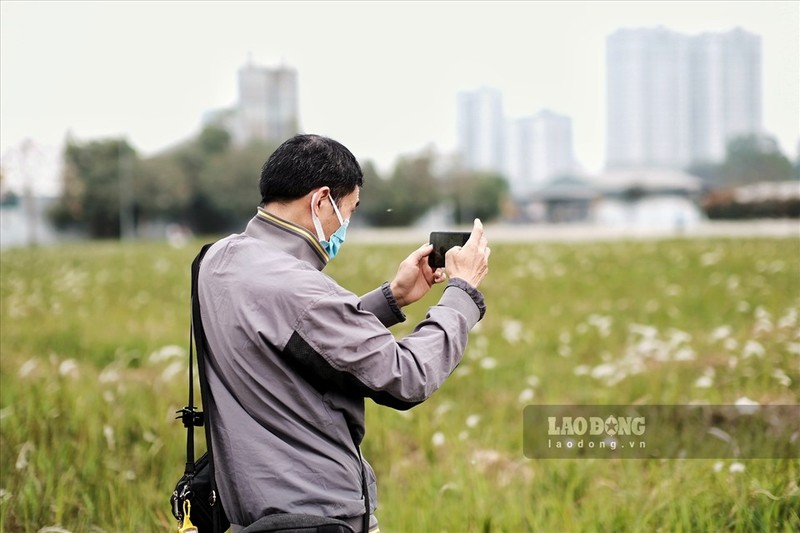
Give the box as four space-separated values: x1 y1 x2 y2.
1 1 798 193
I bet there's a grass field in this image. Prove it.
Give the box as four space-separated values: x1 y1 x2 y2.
1 235 798 532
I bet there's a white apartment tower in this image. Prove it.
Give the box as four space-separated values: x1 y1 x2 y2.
506 110 575 196
690 28 762 162
234 62 299 145
457 87 505 173
606 26 761 169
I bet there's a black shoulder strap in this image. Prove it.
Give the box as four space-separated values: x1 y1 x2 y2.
190 242 222 531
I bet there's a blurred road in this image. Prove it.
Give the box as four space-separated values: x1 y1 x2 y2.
348 220 800 244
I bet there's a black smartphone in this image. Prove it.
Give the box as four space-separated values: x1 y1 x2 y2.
428 231 471 269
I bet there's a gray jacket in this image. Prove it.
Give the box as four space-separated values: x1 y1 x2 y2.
198 208 485 526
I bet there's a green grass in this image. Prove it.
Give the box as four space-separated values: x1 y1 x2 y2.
1 236 798 532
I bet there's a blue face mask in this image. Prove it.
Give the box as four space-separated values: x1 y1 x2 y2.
311 195 349 260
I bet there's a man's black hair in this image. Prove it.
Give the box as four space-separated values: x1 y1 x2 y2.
259 134 364 205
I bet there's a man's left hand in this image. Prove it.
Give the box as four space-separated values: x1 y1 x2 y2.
390 243 446 307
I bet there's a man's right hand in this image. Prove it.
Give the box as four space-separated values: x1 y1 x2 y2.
445 218 491 288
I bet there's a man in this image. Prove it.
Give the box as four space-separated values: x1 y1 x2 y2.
198 134 490 532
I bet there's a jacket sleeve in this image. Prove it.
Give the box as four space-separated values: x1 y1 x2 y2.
281 281 484 410
359 282 406 328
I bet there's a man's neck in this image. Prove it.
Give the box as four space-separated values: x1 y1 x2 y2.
262 198 314 235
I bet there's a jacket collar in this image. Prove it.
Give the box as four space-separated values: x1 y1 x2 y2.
245 207 329 270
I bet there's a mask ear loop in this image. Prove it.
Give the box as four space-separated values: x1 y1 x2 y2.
329 195 346 226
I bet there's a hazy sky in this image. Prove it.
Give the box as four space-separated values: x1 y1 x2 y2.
1 1 798 193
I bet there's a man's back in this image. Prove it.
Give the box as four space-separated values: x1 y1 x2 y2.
197 132 489 530
199 223 375 526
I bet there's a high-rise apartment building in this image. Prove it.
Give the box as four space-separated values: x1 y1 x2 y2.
457 88 576 198
234 62 299 145
456 87 505 173
606 26 761 169
690 28 762 162
506 110 575 196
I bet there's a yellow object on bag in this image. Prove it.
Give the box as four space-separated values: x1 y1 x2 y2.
178 500 199 533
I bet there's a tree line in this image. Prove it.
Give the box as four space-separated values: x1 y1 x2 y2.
47 128 797 239
48 127 509 239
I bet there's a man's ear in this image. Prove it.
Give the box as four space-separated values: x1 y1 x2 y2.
310 186 331 214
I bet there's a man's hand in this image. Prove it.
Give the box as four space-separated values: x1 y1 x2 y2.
390 243 446 308
445 218 490 288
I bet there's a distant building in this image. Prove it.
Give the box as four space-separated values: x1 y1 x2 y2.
606 26 761 169
522 167 703 229
506 109 575 196
690 28 762 162
0 195 65 249
205 61 299 146
456 87 505 173
456 88 576 199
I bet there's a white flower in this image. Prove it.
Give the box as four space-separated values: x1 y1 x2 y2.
673 347 696 361
772 369 792 387
99 366 121 384
434 402 452 418
480 357 497 370
502 319 523 344
694 376 713 389
573 365 590 376
431 432 446 447
629 324 658 340
453 365 472 379
588 314 613 337
668 329 692 346
15 441 34 471
742 340 765 359
710 325 732 342
465 414 481 428
160 361 185 382
103 425 116 451
701 251 722 266
591 363 616 379
729 462 746 473
58 359 79 378
148 345 186 364
18 359 37 378
777 308 797 329
735 397 760 415
713 461 725 473
518 388 535 403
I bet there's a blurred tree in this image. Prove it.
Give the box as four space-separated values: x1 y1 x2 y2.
194 139 276 233
49 126 263 238
359 151 441 226
159 128 274 234
50 138 138 238
719 134 793 186
359 150 510 227
135 153 192 220
794 154 800 181
444 171 509 224
686 160 723 188
356 160 392 225
198 125 231 155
